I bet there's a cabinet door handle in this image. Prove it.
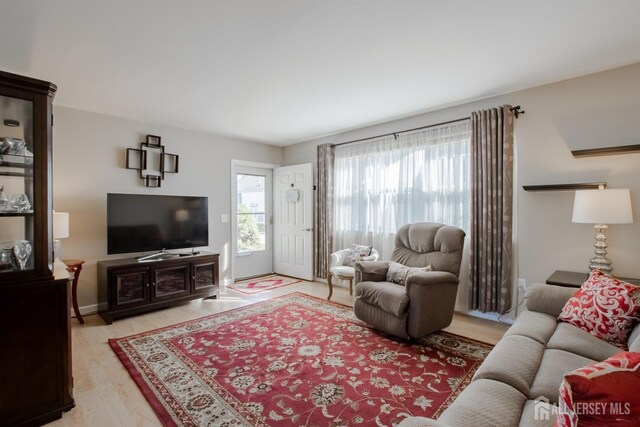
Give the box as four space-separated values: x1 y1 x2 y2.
146 283 149 287
192 276 196 281
152 282 156 287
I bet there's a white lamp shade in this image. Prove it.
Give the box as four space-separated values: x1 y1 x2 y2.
572 189 633 224
53 212 70 239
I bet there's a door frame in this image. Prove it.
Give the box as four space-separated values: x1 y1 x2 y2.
230 160 279 282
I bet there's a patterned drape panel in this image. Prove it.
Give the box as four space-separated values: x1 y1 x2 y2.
469 105 514 314
314 143 335 279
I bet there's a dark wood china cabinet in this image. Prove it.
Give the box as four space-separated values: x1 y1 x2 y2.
0 70 74 426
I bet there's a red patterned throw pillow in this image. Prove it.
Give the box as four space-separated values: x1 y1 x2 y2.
557 352 640 427
558 270 640 346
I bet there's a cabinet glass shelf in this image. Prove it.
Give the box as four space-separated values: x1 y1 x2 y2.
0 154 34 168
0 210 34 217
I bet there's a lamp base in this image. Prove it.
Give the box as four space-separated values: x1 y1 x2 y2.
53 239 63 262
588 224 613 274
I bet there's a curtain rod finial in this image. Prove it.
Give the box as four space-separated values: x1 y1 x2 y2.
509 105 525 118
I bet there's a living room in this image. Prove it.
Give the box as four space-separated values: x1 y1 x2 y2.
1 1 640 426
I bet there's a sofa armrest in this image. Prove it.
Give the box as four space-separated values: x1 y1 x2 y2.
354 260 389 283
524 283 576 317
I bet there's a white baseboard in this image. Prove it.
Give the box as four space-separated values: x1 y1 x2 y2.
71 303 99 318
457 309 515 325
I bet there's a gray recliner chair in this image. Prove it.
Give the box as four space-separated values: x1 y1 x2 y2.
353 222 465 339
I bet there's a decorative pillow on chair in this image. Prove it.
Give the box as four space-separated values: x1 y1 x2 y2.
558 270 640 347
386 261 433 286
342 244 372 267
557 351 640 427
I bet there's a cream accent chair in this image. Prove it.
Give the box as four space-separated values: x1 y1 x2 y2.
327 247 379 300
354 222 465 339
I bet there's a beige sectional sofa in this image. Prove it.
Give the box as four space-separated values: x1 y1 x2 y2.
399 283 640 427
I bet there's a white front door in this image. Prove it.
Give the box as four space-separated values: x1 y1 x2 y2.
232 166 273 280
274 163 313 281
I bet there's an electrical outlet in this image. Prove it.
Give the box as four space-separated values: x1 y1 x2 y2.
517 278 526 293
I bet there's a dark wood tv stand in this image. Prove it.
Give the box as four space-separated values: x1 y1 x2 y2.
97 252 219 324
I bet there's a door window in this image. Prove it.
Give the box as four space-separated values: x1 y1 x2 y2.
236 174 267 253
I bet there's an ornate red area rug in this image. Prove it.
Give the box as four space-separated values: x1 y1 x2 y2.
227 274 302 295
109 293 492 426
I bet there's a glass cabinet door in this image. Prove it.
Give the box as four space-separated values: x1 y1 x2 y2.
152 264 190 301
112 268 150 309
192 260 216 292
0 94 35 274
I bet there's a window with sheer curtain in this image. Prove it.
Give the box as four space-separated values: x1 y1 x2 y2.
333 121 471 260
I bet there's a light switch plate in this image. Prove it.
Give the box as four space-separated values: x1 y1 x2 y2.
220 214 229 223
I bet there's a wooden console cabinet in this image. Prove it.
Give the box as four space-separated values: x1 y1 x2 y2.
97 253 219 324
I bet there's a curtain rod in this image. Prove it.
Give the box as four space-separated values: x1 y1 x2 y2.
330 105 524 148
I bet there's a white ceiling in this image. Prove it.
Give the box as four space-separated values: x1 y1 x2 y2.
1 1 640 146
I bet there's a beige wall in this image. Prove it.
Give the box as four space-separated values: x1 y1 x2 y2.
53 63 640 313
284 62 640 310
53 107 283 310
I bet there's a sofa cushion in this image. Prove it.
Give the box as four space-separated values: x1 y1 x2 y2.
525 283 576 317
627 322 640 352
558 270 640 347
557 351 640 427
529 349 594 404
473 335 545 396
355 281 409 316
518 399 556 427
397 417 446 427
438 378 527 427
547 322 620 361
505 310 558 345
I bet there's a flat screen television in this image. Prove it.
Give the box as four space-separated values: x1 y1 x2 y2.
107 193 209 255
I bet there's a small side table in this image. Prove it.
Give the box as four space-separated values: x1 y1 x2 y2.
546 270 640 288
63 259 85 324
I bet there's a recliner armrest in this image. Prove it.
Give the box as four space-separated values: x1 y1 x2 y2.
354 260 390 283
405 271 459 291
405 271 460 338
524 283 576 317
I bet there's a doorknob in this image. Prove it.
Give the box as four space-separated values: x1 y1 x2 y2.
303 228 312 231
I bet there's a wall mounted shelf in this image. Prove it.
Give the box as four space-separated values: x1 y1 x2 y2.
571 144 640 158
522 182 606 192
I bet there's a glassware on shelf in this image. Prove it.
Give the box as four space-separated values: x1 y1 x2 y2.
0 247 15 271
0 186 8 209
9 139 26 155
8 193 30 213
0 137 32 164
13 240 32 270
0 137 15 154
0 137 27 155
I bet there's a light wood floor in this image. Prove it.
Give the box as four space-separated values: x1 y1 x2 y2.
47 279 508 426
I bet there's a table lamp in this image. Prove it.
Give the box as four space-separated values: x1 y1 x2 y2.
53 211 69 262
572 187 633 274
